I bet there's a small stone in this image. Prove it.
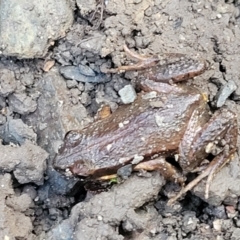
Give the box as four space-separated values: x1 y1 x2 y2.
80 92 91 106
22 185 37 200
84 82 95 92
3 118 37 145
118 85 137 104
20 72 34 86
6 193 33 212
66 80 78 88
69 88 80 98
225 205 237 218
0 114 6 125
8 92 37 115
117 164 132 179
215 80 237 107
231 228 240 240
60 65 109 83
78 82 85 92
49 208 61 220
213 219 222 231
181 211 198 233
0 69 17 97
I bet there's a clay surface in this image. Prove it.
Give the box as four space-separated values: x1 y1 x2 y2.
0 0 240 239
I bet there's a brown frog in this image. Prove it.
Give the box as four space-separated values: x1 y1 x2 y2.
54 45 238 204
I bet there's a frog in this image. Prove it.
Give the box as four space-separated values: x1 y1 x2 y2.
54 45 238 204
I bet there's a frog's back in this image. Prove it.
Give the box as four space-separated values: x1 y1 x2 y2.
54 88 206 177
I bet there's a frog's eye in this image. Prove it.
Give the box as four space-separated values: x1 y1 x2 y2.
64 131 82 147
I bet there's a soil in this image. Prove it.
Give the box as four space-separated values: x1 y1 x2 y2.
1 0 240 239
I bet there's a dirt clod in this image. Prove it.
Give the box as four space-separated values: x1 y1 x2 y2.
0 0 240 239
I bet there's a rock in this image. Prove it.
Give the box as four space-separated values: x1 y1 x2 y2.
117 164 133 179
231 228 240 239
84 82 95 92
23 68 91 195
66 79 78 89
0 95 6 108
80 92 91 106
181 211 198 233
204 205 227 219
24 68 90 156
0 114 6 125
0 174 34 239
22 185 37 200
118 85 137 104
0 140 48 185
20 72 35 86
8 92 37 115
79 33 105 54
76 0 97 17
6 193 33 212
0 69 17 97
215 80 237 107
45 173 165 239
60 65 109 83
3 118 37 145
0 0 74 58
75 219 124 240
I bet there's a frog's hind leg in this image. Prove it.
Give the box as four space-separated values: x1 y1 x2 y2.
168 108 238 205
123 44 151 61
103 45 160 73
168 153 235 205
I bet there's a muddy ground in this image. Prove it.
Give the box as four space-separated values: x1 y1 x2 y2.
1 0 240 239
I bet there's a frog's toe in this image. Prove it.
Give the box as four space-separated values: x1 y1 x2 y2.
168 152 235 205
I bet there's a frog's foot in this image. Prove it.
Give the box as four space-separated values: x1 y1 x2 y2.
134 157 186 184
103 45 159 73
167 152 235 205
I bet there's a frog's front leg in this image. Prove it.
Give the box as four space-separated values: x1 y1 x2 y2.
133 157 186 184
168 108 238 205
103 45 206 83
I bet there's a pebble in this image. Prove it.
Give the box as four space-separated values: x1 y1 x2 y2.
117 164 132 179
80 92 91 106
213 219 222 231
215 80 237 107
181 211 198 233
60 65 109 83
78 82 85 92
8 92 37 115
84 82 95 92
66 79 78 88
0 114 6 125
118 85 137 104
3 118 37 145
22 185 37 200
231 228 240 239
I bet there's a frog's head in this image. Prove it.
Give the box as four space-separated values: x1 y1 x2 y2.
54 131 93 177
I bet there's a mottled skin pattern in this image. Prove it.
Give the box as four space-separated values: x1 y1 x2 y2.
54 46 238 204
